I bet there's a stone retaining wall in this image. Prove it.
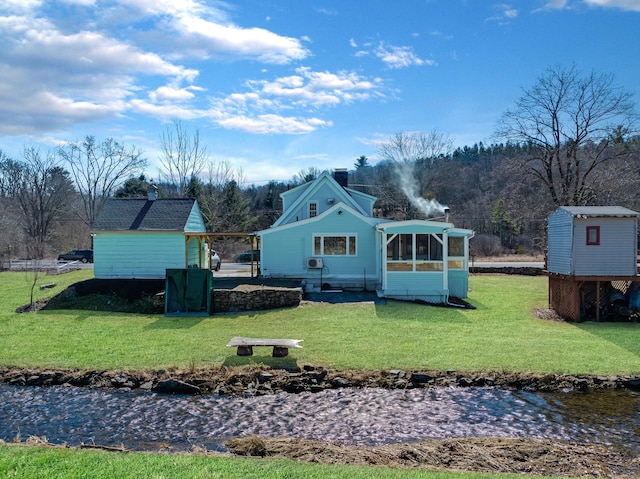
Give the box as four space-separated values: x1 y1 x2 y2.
213 286 303 313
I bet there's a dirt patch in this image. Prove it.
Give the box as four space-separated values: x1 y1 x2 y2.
534 308 566 321
6 434 638 477
225 436 639 478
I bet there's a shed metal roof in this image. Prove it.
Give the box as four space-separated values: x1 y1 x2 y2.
91 198 197 231
557 206 639 218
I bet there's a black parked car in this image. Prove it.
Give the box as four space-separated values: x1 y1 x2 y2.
57 249 93 263
234 249 260 263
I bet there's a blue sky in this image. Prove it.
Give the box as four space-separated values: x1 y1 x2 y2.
1 0 639 185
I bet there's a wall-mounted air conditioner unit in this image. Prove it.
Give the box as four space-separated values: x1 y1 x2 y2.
307 257 324 269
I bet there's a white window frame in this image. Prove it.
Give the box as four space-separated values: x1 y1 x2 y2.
309 201 318 218
313 234 357 256
385 232 446 272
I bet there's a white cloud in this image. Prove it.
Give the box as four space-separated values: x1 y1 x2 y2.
538 0 569 8
174 15 309 64
0 7 199 134
375 42 434 69
0 1 382 139
61 0 96 5
128 99 204 121
243 67 382 108
117 0 208 17
217 114 331 134
486 4 519 22
116 0 309 65
196 67 382 135
583 0 640 11
315 7 338 16
149 86 196 103
14 28 198 81
2 0 41 13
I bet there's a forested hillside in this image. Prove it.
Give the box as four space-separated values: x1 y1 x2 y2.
2 137 639 263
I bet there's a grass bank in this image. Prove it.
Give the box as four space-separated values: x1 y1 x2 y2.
0 444 566 479
0 271 639 374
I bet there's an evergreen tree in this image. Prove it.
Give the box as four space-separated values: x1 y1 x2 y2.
216 180 255 232
114 175 150 198
491 200 519 250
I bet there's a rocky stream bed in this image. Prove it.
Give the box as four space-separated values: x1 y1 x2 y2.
2 365 640 478
2 365 640 395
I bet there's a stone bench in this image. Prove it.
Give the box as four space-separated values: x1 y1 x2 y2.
226 336 303 357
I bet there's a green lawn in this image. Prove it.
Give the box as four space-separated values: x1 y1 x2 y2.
0 270 639 374
0 444 564 479
0 269 638 479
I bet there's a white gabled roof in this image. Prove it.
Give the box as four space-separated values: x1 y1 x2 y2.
556 206 639 218
375 219 474 237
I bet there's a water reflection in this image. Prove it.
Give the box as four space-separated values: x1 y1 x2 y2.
0 385 638 453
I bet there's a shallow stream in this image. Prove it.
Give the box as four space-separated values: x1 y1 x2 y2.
1 385 638 453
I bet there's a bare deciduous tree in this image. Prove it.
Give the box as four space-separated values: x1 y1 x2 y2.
200 160 246 231
159 120 208 197
16 147 75 258
377 130 453 165
376 130 453 219
292 167 324 185
495 64 638 206
58 136 147 225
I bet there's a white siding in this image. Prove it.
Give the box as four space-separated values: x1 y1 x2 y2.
94 232 186 279
548 207 638 277
547 209 573 275
573 218 637 276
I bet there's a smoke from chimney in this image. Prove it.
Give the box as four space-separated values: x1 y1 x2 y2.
395 162 447 219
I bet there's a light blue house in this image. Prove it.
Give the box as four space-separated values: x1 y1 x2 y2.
258 170 475 303
91 189 207 279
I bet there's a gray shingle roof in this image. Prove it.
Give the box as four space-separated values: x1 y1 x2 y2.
91 198 197 231
559 206 639 218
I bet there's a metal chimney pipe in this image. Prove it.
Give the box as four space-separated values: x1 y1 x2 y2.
148 184 158 201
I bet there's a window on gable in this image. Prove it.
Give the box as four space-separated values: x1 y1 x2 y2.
586 226 600 245
309 202 317 218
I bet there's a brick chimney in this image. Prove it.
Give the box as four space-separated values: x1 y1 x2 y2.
333 168 348 188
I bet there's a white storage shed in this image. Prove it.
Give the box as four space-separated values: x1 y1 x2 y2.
547 206 639 277
547 206 640 321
